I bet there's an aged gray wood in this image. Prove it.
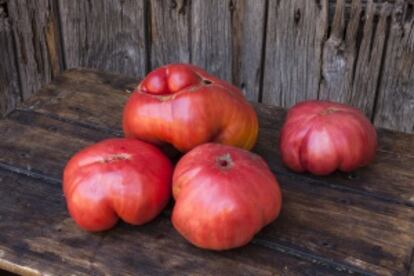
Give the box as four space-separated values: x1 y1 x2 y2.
0 1 20 117
262 0 328 107
7 0 62 101
319 0 392 117
231 0 267 102
10 69 414 274
374 0 414 133
191 0 232 82
149 0 190 69
58 0 147 78
0 112 345 276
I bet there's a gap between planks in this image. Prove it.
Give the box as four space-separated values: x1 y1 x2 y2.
0 160 373 275
12 107 414 208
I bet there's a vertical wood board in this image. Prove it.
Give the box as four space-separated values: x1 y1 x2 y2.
58 0 147 78
8 0 62 101
0 1 20 116
149 0 190 69
262 0 328 107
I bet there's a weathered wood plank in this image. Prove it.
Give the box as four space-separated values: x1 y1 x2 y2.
0 1 20 117
58 0 147 78
374 0 414 134
319 0 392 118
8 0 62 101
149 0 190 69
262 0 328 107
20 69 137 133
0 168 349 276
255 105 414 208
22 69 414 208
231 0 267 102
1 67 414 274
191 0 232 82
0 109 412 274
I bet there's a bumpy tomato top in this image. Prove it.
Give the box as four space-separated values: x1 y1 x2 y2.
63 138 173 232
172 143 282 250
280 100 377 175
123 64 258 152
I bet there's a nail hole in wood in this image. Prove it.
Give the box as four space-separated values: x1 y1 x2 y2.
347 172 358 180
229 0 235 12
294 9 301 25
20 152 30 158
322 241 330 247
314 0 322 10
406 3 413 22
339 198 350 204
0 1 8 18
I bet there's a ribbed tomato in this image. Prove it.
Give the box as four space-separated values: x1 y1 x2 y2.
63 138 173 231
280 100 377 175
172 143 282 250
123 64 258 152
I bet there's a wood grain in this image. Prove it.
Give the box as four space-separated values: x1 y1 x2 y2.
191 0 232 82
58 0 147 78
0 108 409 275
374 0 414 133
149 0 190 69
0 1 20 117
7 0 62 101
2 69 413 275
319 0 392 117
20 69 136 133
231 0 267 102
262 0 328 107
0 166 348 276
0 115 344 274
20 69 414 207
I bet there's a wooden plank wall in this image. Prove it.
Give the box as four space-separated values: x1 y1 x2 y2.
0 0 413 134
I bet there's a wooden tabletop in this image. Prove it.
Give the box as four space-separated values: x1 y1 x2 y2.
0 69 413 275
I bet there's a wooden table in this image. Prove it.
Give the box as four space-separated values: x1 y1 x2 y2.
0 69 413 275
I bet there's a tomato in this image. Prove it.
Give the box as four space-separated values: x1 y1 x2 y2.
280 100 377 175
63 138 173 231
123 64 258 152
172 143 282 250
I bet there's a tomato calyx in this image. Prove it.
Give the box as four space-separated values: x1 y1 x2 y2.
101 153 132 163
319 107 339 115
216 153 233 170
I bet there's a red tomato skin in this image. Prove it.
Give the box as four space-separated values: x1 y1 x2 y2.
280 100 377 175
172 143 282 250
123 64 258 152
63 138 173 232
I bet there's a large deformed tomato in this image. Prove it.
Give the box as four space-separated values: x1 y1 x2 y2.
123 64 258 152
280 100 377 175
63 138 173 231
172 143 282 250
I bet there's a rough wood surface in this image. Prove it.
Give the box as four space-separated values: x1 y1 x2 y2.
262 0 328 107
231 0 267 102
374 0 414 133
319 0 391 117
0 1 20 117
2 69 412 275
1 0 414 134
58 0 147 78
191 0 232 82
7 0 62 101
149 0 190 69
0 168 347 276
